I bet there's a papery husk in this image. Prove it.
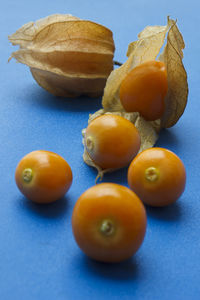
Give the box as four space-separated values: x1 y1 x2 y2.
159 20 188 127
83 17 188 178
8 14 115 97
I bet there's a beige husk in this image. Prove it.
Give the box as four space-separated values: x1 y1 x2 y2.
83 17 188 179
8 14 115 97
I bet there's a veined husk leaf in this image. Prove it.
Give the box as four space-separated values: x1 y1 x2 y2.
8 14 115 97
159 20 188 127
83 17 188 178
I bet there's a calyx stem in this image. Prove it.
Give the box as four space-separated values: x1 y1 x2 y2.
22 168 33 183
85 136 94 151
100 219 115 236
145 166 159 182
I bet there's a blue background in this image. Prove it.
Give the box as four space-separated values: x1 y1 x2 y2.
1 0 200 299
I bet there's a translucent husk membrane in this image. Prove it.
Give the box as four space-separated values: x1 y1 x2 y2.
8 14 115 97
82 17 188 180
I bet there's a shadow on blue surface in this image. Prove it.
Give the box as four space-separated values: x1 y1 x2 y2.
25 83 103 112
156 128 181 149
146 200 183 222
79 255 141 281
100 166 129 186
18 195 70 219
84 164 129 186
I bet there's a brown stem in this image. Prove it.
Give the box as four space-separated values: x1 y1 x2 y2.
114 60 122 66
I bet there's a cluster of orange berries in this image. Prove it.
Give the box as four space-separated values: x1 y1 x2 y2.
15 61 186 263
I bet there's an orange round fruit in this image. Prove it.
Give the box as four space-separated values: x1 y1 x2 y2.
15 150 73 203
84 114 141 169
119 61 168 121
72 183 147 263
128 147 186 206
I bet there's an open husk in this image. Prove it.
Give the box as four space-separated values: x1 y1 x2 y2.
8 14 115 97
83 17 188 179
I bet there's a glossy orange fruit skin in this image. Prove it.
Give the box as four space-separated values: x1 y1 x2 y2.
84 114 141 169
15 150 73 203
119 61 168 121
72 183 147 263
128 148 186 207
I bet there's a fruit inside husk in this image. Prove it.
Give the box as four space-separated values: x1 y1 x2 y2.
82 17 188 180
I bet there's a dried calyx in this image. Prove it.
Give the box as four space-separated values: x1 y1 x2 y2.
8 14 115 97
83 17 188 179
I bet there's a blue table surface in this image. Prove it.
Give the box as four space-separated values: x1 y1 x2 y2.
1 0 200 299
